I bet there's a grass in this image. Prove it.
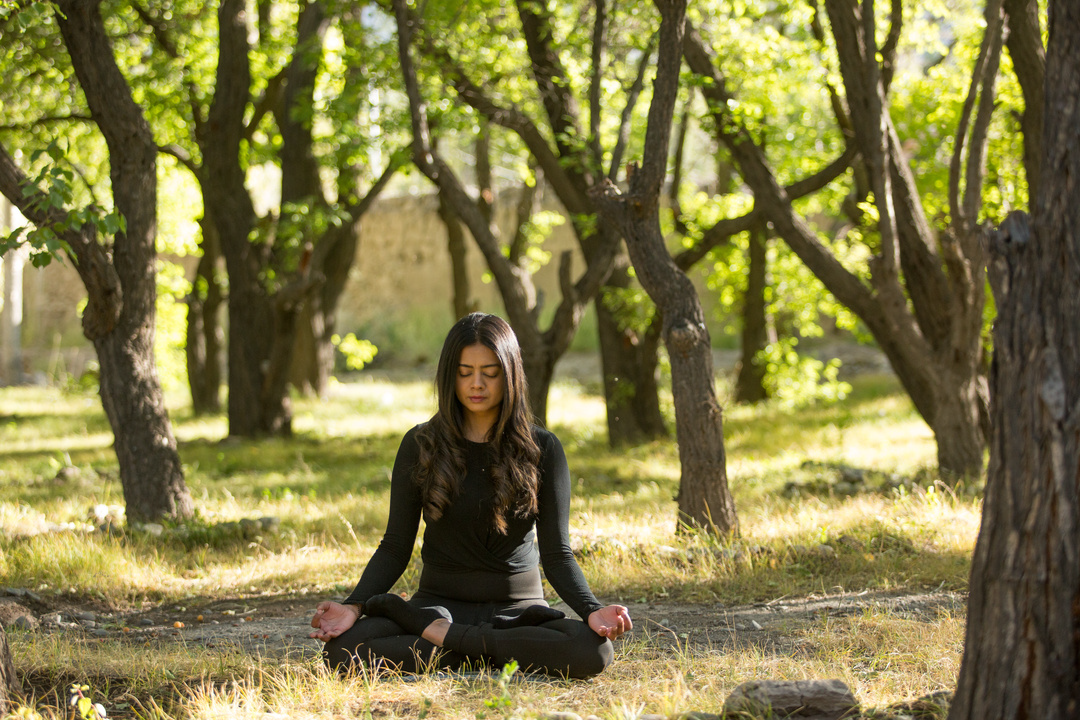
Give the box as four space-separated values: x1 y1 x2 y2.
0 367 980 719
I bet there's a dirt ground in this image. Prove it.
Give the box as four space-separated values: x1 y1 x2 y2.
2 586 965 663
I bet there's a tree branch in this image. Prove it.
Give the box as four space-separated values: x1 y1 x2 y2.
588 0 606 168
608 31 657 181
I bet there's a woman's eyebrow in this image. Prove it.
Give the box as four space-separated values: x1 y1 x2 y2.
458 363 502 369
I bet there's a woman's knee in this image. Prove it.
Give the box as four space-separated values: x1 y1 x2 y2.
564 636 613 679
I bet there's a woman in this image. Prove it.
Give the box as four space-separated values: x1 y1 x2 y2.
310 313 631 679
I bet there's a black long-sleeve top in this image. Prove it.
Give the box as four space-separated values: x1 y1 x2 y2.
344 424 605 621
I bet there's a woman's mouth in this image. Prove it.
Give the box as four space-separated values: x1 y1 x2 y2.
469 396 486 403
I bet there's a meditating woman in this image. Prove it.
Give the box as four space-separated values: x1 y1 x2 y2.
310 312 631 679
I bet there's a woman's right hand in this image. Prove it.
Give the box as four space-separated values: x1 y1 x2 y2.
309 601 361 642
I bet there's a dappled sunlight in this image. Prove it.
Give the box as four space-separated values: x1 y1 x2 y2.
2 370 976 717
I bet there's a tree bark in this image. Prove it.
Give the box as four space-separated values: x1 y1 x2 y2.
735 222 769 404
1002 0 1044 208
949 2 1079 714
596 261 668 445
0 624 19 715
683 1 995 480
438 181 474 320
593 0 737 536
186 218 223 415
204 0 285 437
44 1 193 521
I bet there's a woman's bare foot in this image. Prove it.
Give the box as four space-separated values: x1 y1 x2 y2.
364 593 453 644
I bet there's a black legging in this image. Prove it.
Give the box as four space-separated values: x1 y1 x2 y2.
323 592 613 679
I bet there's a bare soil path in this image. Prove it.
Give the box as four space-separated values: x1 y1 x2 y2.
3 587 965 662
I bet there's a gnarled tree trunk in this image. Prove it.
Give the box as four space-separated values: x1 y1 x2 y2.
593 0 737 536
0 1 194 522
0 624 20 714
949 1 1079 713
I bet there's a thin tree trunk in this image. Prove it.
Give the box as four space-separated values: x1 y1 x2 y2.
0 624 20 714
438 174 474 320
593 0 737 536
735 222 769 404
595 251 668 445
949 1 1079 712
186 224 222 414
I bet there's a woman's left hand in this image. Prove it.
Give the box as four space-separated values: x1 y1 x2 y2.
588 605 632 640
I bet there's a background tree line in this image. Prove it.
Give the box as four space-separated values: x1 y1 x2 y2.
0 0 1037 532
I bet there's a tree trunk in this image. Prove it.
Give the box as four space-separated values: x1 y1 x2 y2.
0 624 20 715
949 1 1079 713
683 4 993 480
52 0 193 521
186 223 223 415
593 0 737 536
438 181 474 320
204 0 291 437
596 253 669 445
735 223 769 404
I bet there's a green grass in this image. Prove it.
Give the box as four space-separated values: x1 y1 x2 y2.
0 369 979 719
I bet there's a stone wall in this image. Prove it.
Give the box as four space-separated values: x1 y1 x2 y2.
0 189 585 383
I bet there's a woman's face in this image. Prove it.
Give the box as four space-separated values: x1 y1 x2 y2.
455 343 506 426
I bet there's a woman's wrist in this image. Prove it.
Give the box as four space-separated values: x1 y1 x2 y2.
345 602 362 619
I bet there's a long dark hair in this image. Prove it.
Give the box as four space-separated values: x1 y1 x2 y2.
415 313 541 533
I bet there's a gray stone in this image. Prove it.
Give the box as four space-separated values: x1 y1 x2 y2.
723 679 858 720
81 619 97 628
2 587 26 597
240 518 260 537
24 590 43 602
639 715 667 720
540 713 582 720
74 610 96 622
678 713 723 720
259 516 281 532
139 618 155 626
41 613 62 625
13 615 35 631
141 523 165 537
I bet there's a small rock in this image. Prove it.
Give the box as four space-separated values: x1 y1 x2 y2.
141 523 165 537
75 610 97 622
834 481 860 496
541 713 582 720
24 590 43 602
139 618 155 626
3 587 26 597
724 678 859 720
90 628 109 637
259 516 281 532
81 619 98 628
54 466 81 483
678 713 723 720
13 615 36 631
815 545 837 558
41 613 62 625
240 518 260 537
639 715 667 720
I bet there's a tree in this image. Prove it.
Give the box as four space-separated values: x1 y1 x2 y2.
0 1 193 521
948 1 1079 715
0 624 18 714
392 0 621 426
149 0 400 434
413 0 669 444
592 0 737 536
682 0 1009 479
